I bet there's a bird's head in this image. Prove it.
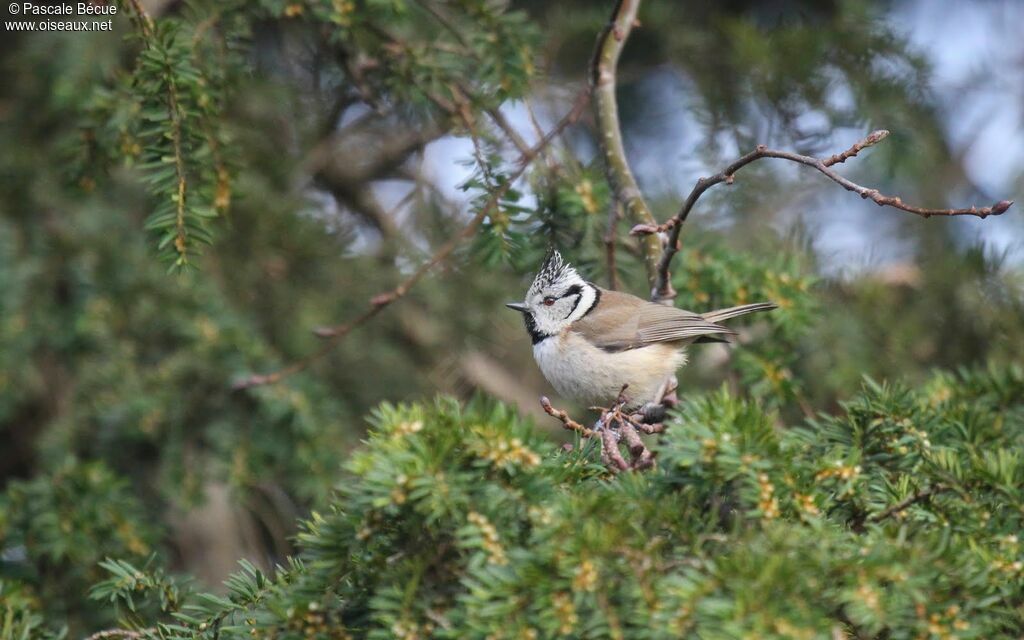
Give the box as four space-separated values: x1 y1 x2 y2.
506 249 598 342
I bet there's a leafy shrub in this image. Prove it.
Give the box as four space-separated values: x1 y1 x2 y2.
84 367 1024 638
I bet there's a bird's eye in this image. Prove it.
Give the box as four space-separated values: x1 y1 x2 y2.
543 296 556 306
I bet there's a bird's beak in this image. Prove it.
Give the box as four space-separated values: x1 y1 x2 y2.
505 302 528 313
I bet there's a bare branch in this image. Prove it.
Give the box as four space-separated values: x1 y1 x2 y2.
232 89 591 390
591 0 664 297
634 130 1015 301
540 396 595 437
540 385 662 473
822 129 889 167
84 630 146 640
619 422 655 469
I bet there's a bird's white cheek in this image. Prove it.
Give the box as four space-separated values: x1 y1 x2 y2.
531 310 565 336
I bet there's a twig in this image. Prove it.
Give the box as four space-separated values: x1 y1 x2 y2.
486 106 532 156
602 428 630 472
822 129 888 167
868 484 948 524
540 397 595 437
635 130 1014 300
632 421 666 434
125 0 154 38
232 89 591 390
618 422 655 469
84 630 146 640
540 385 662 473
591 0 663 297
524 96 577 175
524 99 547 144
166 71 189 261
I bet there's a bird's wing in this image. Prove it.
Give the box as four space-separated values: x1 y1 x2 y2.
701 302 777 324
571 288 734 352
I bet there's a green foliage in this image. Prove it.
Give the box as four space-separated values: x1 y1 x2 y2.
77 376 1024 638
0 459 157 631
801 246 1024 403
0 202 354 501
80 4 242 271
670 233 818 411
0 136 354 634
78 0 539 271
0 580 67 640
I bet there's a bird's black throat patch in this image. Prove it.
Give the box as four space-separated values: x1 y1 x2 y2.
523 312 552 345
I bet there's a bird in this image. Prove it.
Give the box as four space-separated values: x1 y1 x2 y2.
505 250 776 410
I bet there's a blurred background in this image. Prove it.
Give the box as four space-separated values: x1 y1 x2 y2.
1 0 1022 634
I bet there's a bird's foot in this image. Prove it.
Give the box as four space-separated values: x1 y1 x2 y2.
635 402 667 425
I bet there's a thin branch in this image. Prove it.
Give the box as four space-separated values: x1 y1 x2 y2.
541 385 661 473
822 129 888 167
524 98 549 151
540 396 595 437
486 106 532 156
636 129 1014 301
232 89 591 390
591 0 663 297
166 73 189 261
618 422 655 469
458 100 499 190
125 0 154 38
868 484 948 524
84 630 146 640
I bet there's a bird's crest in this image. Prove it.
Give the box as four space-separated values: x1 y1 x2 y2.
528 249 580 297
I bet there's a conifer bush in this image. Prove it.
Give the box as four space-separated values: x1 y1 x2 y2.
80 366 1024 638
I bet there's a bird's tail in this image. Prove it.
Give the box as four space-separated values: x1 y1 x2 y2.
701 301 778 324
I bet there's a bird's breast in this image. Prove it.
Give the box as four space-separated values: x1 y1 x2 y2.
532 331 687 407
